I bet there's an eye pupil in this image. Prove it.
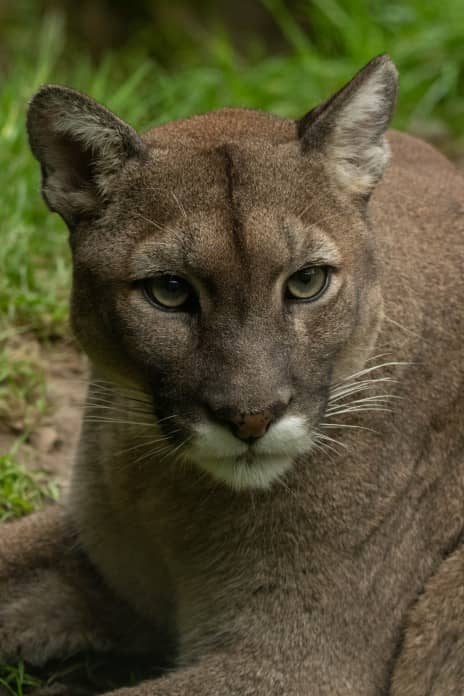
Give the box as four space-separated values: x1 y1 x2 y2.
166 277 182 294
301 268 316 280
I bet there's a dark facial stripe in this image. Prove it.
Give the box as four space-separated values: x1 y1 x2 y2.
219 145 248 265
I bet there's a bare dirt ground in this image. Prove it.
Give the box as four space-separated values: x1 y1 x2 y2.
32 342 87 484
1 337 87 487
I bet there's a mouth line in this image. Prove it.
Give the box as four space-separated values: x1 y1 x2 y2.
213 449 291 466
235 449 257 465
195 450 295 491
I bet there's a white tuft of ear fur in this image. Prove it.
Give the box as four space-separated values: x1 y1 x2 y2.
299 55 398 197
328 68 392 194
52 113 127 184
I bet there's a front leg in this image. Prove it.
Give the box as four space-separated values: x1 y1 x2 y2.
89 635 367 696
0 506 108 665
0 506 161 669
105 651 294 696
390 542 464 695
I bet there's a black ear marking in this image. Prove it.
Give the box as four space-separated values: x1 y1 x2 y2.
298 55 398 196
27 85 147 227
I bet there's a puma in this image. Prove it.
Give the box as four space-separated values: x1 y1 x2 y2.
1 54 464 695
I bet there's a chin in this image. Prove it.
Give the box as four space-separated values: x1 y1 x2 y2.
185 415 314 491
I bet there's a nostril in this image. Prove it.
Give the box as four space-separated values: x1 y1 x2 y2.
204 398 291 442
231 411 273 441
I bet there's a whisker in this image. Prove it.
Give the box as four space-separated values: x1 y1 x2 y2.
312 437 342 457
131 211 186 242
175 436 195 465
320 422 377 434
171 191 188 220
326 406 392 416
131 442 173 466
116 439 164 457
328 401 394 412
159 437 190 465
364 351 394 364
330 395 400 409
83 417 156 427
329 379 398 402
84 402 154 417
331 375 398 391
383 315 426 342
157 414 183 424
89 390 153 408
314 354 406 455
132 212 174 234
116 431 184 457
90 377 150 392
89 381 152 402
334 361 409 386
314 432 348 450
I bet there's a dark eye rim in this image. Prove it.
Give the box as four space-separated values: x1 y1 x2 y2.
141 274 198 313
285 265 332 303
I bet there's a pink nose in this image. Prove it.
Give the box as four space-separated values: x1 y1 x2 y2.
230 411 273 441
205 396 291 442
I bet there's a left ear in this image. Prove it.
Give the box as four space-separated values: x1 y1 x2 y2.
27 85 147 228
298 54 398 197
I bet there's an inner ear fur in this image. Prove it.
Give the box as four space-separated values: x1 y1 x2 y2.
298 54 398 197
27 85 147 227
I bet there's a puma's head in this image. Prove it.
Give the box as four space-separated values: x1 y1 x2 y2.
27 55 397 491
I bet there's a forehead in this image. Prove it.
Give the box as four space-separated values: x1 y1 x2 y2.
127 141 341 280
142 139 308 212
134 107 341 237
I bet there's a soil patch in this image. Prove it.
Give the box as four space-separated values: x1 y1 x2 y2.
1 336 88 487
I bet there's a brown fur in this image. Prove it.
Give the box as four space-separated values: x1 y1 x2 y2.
1 55 464 695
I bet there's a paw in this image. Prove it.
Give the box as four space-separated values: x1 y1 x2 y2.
0 570 109 666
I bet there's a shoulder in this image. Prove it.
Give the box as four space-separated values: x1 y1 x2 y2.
387 129 460 177
374 130 464 211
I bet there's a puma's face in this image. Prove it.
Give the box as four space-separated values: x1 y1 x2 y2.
73 147 382 492
27 56 397 490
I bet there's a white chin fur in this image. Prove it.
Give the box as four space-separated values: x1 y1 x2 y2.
187 415 314 491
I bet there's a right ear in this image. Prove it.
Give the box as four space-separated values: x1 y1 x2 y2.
297 55 398 197
27 85 147 228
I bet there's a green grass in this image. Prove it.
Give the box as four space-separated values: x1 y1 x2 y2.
0 452 58 522
0 341 47 433
0 661 42 696
0 337 53 523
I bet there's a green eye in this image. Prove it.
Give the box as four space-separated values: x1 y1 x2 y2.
286 266 330 301
143 275 195 311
